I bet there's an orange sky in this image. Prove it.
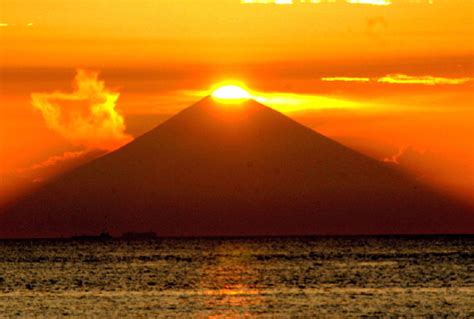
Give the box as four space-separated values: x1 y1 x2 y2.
0 0 473 205
1 0 472 67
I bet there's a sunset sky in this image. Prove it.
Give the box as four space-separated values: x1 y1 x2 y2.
0 0 473 205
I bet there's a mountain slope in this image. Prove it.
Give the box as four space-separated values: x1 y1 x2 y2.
1 97 473 237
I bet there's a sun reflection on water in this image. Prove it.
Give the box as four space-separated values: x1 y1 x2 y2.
198 243 262 317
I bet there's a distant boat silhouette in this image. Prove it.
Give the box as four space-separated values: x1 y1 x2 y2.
71 230 112 241
0 96 473 238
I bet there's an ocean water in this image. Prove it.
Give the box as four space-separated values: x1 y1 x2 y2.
0 236 473 317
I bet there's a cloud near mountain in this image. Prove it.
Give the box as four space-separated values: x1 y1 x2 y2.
31 69 132 151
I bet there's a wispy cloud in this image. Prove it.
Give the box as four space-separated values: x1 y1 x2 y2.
0 22 34 28
378 74 472 85
16 149 107 185
346 0 391 5
321 77 371 82
322 74 473 85
255 92 362 112
383 146 408 164
242 0 432 5
21 151 88 172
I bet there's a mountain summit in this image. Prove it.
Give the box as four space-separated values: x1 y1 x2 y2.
1 97 473 237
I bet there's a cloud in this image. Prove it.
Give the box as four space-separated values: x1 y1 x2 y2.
321 77 370 82
241 0 432 5
383 146 408 164
0 22 34 28
20 151 89 173
377 74 473 85
31 69 132 151
241 0 294 4
17 150 107 179
321 74 473 85
346 0 391 5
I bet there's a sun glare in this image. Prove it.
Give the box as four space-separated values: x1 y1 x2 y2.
211 84 251 102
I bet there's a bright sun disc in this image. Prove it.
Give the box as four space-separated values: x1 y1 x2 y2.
212 85 251 100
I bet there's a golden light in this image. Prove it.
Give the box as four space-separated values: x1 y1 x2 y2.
211 83 251 102
204 81 364 111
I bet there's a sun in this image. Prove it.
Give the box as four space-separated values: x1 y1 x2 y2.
211 82 251 102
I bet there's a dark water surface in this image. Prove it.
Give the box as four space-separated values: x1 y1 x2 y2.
0 236 473 317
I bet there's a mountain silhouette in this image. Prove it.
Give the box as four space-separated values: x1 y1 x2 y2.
1 97 473 238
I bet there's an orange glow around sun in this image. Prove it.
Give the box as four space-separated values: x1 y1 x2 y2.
211 82 252 102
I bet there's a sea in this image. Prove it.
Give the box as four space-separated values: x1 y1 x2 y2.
0 236 473 317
